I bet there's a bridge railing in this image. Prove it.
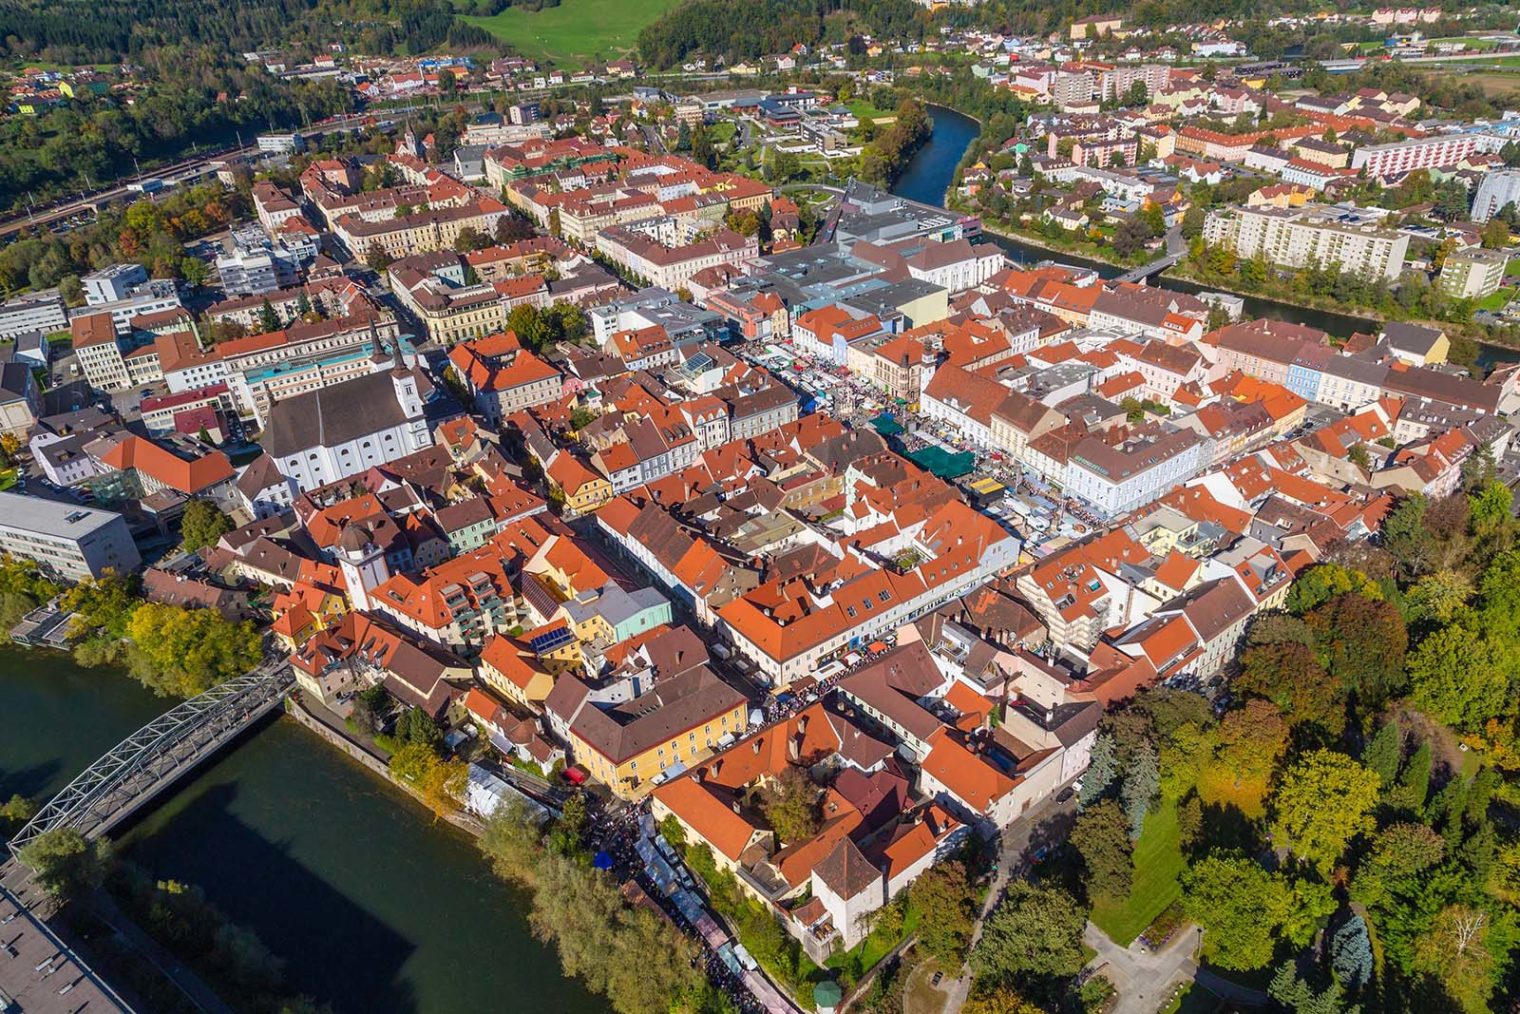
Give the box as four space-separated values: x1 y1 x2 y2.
7 664 293 862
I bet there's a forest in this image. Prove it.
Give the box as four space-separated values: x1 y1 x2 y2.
0 49 352 215
636 0 927 69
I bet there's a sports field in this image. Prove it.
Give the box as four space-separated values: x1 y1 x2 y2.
462 0 685 67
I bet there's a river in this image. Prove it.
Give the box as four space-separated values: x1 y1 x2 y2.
891 105 1520 354
0 648 601 1014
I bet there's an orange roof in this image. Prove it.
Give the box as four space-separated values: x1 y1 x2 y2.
94 435 234 495
653 777 759 862
920 728 1018 810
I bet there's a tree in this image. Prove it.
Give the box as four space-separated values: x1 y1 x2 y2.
1271 750 1381 875
1 793 38 827
1183 855 1293 970
479 798 548 888
909 861 976 965
1413 904 1500 1013
388 741 464 821
1362 721 1403 787
758 766 819 844
180 256 209 288
962 986 1044 1014
178 499 233 553
1306 593 1408 710
1284 563 1381 615
1480 217 1510 250
1408 624 1513 730
1238 641 1343 733
1121 741 1159 840
350 684 390 735
396 706 442 748
123 603 263 698
1331 915 1374 990
971 882 1087 983
364 243 393 272
256 298 280 333
548 791 589 860
18 827 111 900
1268 962 1352 1014
1080 731 1118 805
1070 799 1132 902
1197 700 1288 819
453 226 489 252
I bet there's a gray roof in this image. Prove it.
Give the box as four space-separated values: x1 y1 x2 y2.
0 490 126 538
263 370 423 457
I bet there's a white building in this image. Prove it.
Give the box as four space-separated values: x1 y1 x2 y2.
262 364 435 490
1203 204 1409 282
0 490 140 580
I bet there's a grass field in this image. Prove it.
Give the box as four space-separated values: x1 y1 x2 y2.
461 0 685 66
1460 70 1520 97
1089 797 1185 947
1479 287 1516 312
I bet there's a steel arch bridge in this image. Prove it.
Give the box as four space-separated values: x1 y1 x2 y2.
8 664 294 862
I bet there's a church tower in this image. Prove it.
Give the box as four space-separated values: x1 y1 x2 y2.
337 527 389 611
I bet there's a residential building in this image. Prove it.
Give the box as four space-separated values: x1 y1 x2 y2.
1203 204 1409 282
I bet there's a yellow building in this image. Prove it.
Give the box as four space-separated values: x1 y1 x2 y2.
554 670 750 800
477 633 556 707
546 452 614 515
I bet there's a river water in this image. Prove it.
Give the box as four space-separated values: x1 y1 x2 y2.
0 647 600 1014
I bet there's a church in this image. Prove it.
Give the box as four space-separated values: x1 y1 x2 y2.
263 343 437 491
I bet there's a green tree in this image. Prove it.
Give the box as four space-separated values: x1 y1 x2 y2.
453 226 489 252
1267 962 1352 1014
759 766 820 844
1121 741 1159 840
1480 218 1510 250
178 499 233 553
256 297 280 333
1408 624 1513 730
1362 721 1403 787
1285 563 1381 614
1183 854 1293 971
1 793 38 828
909 860 976 966
123 603 263 697
1070 799 1132 902
971 881 1087 983
364 243 393 272
1271 750 1381 875
18 827 111 900
396 706 442 748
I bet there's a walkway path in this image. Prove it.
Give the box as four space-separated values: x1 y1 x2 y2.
1084 921 1198 1014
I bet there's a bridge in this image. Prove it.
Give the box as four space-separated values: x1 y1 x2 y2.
7 662 294 861
1112 225 1187 285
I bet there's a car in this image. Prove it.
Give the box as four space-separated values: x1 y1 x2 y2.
1056 786 1076 804
930 972 944 987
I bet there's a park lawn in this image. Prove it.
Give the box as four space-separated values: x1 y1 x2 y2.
1089 796 1185 947
708 120 737 145
847 98 892 121
1478 287 1515 312
462 0 685 66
